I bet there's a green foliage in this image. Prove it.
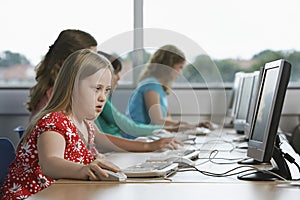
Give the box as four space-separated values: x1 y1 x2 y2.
181 49 300 83
123 50 151 64
0 50 30 67
286 51 300 82
182 55 244 83
2 48 300 84
182 55 213 83
214 59 241 82
250 50 285 71
248 50 300 82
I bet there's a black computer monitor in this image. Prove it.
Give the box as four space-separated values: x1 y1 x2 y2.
233 72 257 134
238 59 292 181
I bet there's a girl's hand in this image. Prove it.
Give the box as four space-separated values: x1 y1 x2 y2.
81 158 121 181
198 121 213 129
95 153 106 159
176 121 197 130
148 137 184 151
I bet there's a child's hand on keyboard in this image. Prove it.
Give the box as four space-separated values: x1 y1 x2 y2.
198 121 219 130
148 137 184 151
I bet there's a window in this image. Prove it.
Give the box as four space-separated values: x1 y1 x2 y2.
0 0 133 87
143 0 300 86
1 0 300 87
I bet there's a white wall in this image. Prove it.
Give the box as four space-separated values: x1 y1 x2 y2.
1 88 300 147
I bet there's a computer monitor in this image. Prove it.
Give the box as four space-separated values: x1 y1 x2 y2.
243 70 261 138
238 59 292 181
225 72 245 128
233 72 258 134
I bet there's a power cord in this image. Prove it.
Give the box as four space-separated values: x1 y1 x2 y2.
193 150 246 165
282 152 300 173
278 133 300 174
178 165 288 181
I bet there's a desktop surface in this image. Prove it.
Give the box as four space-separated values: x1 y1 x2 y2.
27 128 299 200
27 180 299 200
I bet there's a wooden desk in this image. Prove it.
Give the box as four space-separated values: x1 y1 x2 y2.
28 181 300 200
27 128 300 200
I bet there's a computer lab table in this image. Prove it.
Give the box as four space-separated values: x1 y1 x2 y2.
28 128 300 200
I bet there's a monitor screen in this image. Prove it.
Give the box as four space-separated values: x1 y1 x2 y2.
233 72 257 133
238 59 292 181
244 71 261 138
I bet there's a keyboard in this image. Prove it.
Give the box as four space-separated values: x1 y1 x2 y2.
146 149 200 167
122 161 178 178
150 129 197 142
162 149 200 160
181 149 200 159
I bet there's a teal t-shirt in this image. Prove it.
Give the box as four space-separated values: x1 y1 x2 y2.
95 99 163 138
126 77 168 124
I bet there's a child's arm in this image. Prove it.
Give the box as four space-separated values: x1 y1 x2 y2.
37 131 120 180
144 90 176 126
93 123 183 152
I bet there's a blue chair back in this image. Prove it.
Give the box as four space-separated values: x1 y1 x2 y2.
0 137 16 187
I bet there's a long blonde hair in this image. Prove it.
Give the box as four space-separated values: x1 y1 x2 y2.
21 49 112 144
138 45 185 94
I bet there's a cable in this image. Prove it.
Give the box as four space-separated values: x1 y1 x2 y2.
177 164 288 181
178 165 255 177
194 150 245 165
282 152 300 173
195 139 236 152
278 133 300 174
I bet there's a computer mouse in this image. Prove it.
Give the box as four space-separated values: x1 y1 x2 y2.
95 169 127 182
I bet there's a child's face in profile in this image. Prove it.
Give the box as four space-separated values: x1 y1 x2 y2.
75 67 112 120
171 61 185 81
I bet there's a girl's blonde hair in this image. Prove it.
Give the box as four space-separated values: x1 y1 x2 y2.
138 44 185 94
21 49 112 144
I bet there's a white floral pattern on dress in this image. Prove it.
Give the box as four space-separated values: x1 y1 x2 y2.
19 143 31 157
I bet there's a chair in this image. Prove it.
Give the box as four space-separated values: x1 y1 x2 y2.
292 125 300 154
0 137 16 187
13 126 25 138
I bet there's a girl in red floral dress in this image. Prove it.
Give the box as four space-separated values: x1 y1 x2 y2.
1 49 181 200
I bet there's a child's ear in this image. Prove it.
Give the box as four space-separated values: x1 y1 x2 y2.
46 87 53 99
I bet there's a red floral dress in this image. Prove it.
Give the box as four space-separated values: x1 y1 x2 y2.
1 112 98 200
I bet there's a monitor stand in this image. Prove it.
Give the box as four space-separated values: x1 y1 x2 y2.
237 136 292 181
237 167 285 181
237 157 269 165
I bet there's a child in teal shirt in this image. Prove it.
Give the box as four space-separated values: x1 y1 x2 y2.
95 98 163 138
95 51 164 138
